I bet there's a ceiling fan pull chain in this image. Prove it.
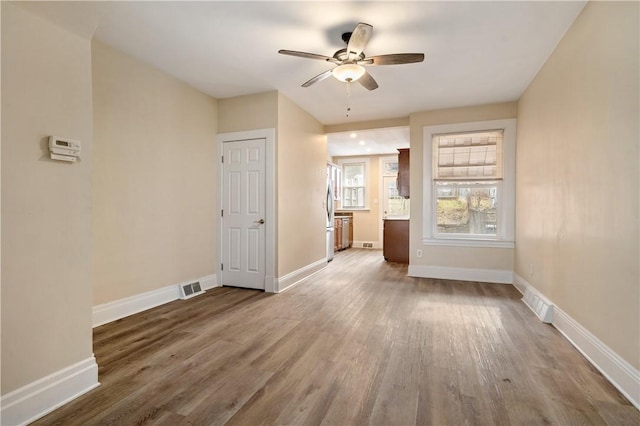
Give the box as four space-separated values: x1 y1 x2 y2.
346 81 351 118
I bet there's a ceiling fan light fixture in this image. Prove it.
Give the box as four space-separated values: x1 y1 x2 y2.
332 63 366 82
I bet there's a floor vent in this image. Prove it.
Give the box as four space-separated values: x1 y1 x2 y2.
362 242 374 248
179 281 205 300
522 289 553 323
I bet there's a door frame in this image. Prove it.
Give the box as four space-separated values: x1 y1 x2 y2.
216 128 276 293
378 155 399 248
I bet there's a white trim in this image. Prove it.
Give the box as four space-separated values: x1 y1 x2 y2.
408 264 513 284
422 237 514 249
199 273 218 291
276 258 327 293
92 273 219 328
513 273 640 409
0 356 99 426
379 155 398 246
92 284 178 328
511 273 528 295
553 307 640 410
217 129 276 293
422 119 516 245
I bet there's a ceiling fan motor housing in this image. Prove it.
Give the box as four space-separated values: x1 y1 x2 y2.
333 48 365 62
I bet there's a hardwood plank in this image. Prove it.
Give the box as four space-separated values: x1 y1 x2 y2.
271 359 340 425
33 249 638 425
369 341 420 425
417 365 466 426
172 365 273 425
320 324 393 425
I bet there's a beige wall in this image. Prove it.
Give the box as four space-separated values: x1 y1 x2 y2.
409 102 517 270
217 91 278 134
92 41 218 305
277 93 327 275
1 3 93 393
516 2 639 369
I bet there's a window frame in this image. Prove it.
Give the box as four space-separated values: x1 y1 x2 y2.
422 119 516 248
338 157 370 210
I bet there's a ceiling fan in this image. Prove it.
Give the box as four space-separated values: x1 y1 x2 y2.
278 22 424 91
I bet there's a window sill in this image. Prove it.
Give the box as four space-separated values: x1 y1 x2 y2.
422 238 515 249
337 208 370 212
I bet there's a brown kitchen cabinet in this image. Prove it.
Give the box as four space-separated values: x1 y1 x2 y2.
383 219 409 263
397 148 410 198
334 217 342 251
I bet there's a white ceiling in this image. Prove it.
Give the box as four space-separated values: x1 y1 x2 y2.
19 1 585 131
328 127 409 157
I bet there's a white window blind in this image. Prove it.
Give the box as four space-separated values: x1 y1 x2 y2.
432 130 503 180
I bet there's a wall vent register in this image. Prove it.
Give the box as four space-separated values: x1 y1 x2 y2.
179 281 204 300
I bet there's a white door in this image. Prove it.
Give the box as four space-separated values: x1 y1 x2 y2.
221 138 266 290
382 176 410 217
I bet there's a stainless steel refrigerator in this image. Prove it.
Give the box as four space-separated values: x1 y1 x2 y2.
326 177 335 262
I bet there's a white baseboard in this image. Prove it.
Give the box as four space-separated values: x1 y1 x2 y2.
92 273 218 327
276 258 327 293
199 274 218 290
513 273 640 410
0 356 99 426
407 264 513 284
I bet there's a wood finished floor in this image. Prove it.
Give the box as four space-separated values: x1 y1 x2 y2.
35 249 638 426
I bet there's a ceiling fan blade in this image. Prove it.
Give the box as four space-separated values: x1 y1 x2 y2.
347 23 373 60
278 50 338 63
363 53 425 65
302 69 334 87
358 70 378 91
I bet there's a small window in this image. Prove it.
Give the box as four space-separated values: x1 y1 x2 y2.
339 159 369 209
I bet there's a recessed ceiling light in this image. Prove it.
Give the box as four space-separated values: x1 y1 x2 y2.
359 140 365 145
350 133 357 138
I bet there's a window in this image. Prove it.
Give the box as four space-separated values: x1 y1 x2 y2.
338 158 369 209
423 119 515 248
381 157 409 217
342 163 365 208
434 130 501 237
436 183 497 235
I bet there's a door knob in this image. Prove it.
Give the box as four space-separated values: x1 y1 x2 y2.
256 219 265 224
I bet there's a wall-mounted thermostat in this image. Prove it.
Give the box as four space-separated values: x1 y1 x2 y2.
49 136 81 162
